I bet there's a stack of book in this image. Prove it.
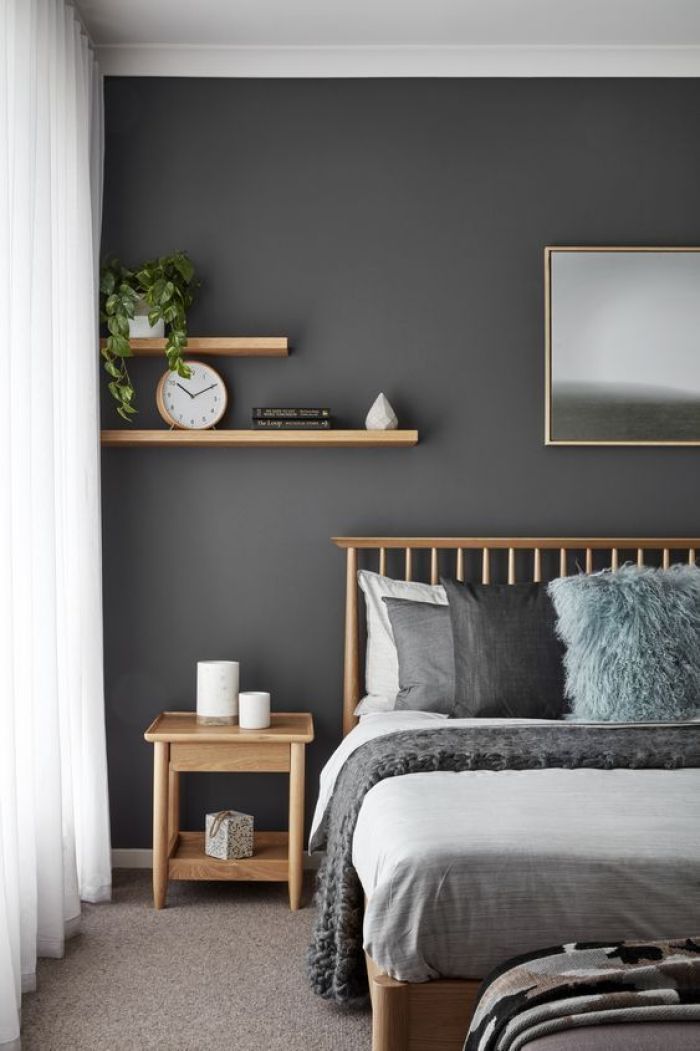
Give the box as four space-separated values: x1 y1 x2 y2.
252 408 332 429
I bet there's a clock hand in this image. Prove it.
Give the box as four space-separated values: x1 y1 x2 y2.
176 382 195 399
192 383 218 398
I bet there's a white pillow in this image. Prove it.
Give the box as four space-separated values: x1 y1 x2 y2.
357 570 447 709
354 694 395 716
356 703 449 720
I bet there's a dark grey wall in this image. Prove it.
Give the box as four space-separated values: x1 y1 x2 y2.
102 77 700 847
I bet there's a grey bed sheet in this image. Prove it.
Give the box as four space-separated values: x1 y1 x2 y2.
352 767 700 983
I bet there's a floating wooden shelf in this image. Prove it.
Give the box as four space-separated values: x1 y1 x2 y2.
98 337 419 448
99 336 288 357
101 429 419 448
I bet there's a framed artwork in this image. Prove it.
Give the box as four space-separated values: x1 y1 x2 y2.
545 246 700 446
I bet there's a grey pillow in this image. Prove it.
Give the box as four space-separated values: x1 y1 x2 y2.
548 564 700 722
443 579 566 719
382 597 454 715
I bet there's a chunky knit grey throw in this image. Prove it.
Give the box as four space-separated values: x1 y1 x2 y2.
307 723 700 1004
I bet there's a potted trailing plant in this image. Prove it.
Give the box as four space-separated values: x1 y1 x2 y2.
100 251 199 421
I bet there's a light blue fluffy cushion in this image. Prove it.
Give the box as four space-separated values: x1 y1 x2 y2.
548 564 700 722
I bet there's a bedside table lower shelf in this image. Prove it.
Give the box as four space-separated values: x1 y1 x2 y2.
169 831 289 881
144 712 314 910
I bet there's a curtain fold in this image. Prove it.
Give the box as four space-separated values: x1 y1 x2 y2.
0 2 111 1046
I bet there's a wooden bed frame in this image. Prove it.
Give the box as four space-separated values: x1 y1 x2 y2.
332 535 700 1051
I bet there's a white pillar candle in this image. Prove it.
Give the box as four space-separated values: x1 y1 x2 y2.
196 661 239 725
238 691 271 730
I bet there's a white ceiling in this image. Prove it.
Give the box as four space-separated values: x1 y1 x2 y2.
76 0 700 77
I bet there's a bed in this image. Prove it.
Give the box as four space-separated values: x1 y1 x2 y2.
313 536 700 1051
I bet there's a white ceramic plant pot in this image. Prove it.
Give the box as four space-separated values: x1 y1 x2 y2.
128 298 165 339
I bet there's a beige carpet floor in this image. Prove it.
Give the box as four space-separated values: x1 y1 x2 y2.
21 870 371 1051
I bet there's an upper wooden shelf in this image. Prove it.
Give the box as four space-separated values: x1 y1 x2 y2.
99 336 288 357
101 429 419 448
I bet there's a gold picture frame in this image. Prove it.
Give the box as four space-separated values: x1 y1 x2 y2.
545 245 700 446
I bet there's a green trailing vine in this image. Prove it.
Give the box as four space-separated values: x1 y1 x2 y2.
100 251 199 421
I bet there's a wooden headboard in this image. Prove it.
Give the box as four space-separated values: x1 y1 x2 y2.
332 536 700 736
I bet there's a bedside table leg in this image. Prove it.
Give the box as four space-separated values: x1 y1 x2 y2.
153 741 170 909
168 765 180 849
288 742 305 910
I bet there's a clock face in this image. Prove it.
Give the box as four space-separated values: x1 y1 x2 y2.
156 361 228 430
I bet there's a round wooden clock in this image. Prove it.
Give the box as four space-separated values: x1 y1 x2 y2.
156 360 228 430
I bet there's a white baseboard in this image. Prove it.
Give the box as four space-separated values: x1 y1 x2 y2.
111 848 154 869
111 847 322 870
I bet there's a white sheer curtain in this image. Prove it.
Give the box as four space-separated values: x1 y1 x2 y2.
0 1 111 1046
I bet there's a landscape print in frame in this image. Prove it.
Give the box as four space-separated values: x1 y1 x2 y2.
545 246 700 446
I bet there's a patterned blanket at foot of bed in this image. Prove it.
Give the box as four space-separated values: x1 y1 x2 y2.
465 938 700 1051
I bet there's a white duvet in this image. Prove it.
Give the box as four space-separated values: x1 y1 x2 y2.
310 712 700 983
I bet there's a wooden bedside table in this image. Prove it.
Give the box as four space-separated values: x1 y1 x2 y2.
144 711 314 910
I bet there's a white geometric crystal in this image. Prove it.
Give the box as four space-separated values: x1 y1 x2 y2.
365 392 398 430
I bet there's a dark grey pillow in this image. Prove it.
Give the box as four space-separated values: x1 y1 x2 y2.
442 579 566 719
382 597 454 715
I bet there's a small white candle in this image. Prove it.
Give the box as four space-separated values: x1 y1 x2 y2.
239 691 271 730
196 661 239 725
